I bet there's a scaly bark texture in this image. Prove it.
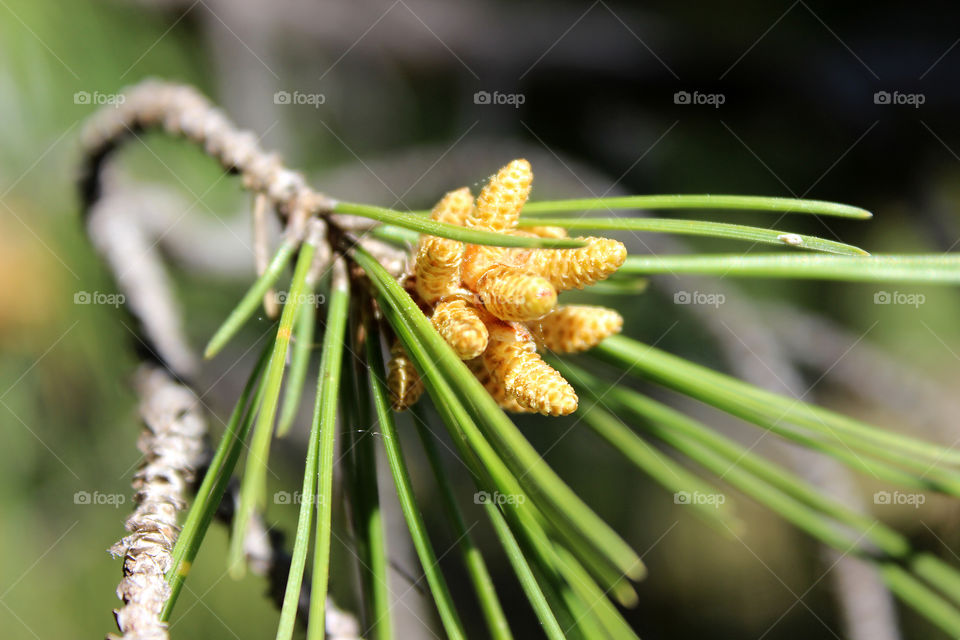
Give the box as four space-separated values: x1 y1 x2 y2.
109 364 207 640
80 80 333 243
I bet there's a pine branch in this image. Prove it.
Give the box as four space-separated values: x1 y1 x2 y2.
109 364 207 640
79 80 333 242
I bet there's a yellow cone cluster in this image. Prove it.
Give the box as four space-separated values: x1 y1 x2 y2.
396 159 626 416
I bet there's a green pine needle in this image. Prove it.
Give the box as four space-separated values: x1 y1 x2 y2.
571 365 960 636
373 263 640 636
411 407 514 640
553 545 642 640
353 243 644 581
567 393 744 534
305 266 350 640
616 253 960 281
205 240 297 359
275 377 322 640
484 494 567 640
595 335 960 469
375 301 587 637
276 296 318 437
341 303 393 640
333 201 584 248
363 312 467 640
162 340 272 620
519 194 872 218
229 239 317 579
515 217 868 255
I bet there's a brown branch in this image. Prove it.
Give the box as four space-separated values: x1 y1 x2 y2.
79 79 334 241
85 81 368 639
109 364 207 640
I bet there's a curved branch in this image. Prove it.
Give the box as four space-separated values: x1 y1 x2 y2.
79 79 334 240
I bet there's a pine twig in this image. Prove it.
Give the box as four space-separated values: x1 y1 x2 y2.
109 364 208 640
79 79 335 241
252 192 281 318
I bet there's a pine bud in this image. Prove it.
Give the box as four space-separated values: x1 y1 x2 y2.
431 295 489 360
466 358 534 413
468 159 532 231
387 341 423 411
461 244 507 289
528 305 623 353
431 186 474 226
483 322 578 416
514 236 626 292
414 235 464 304
477 265 557 322
523 225 569 239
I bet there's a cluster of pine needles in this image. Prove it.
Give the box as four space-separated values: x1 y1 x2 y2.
171 174 960 639
82 81 960 640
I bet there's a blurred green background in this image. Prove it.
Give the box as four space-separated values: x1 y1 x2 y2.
3 1 960 638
